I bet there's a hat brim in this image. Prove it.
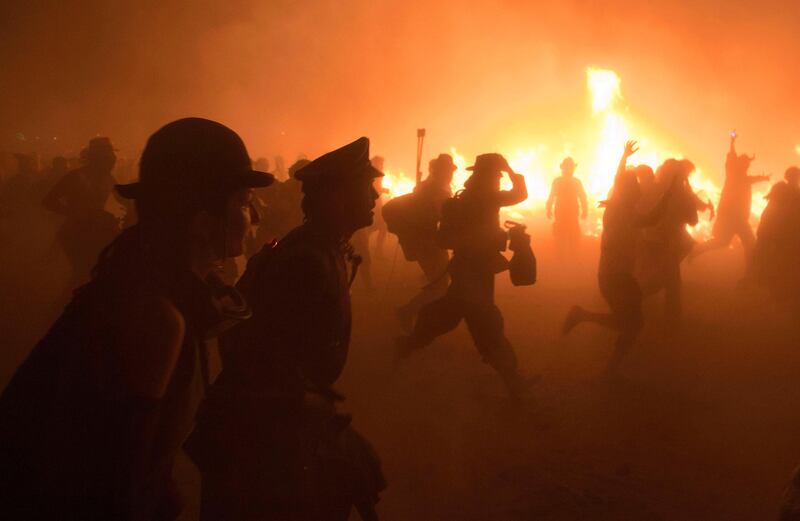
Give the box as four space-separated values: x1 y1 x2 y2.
466 166 502 175
115 169 275 200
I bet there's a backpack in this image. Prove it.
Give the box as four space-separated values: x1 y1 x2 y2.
382 192 434 261
437 190 471 250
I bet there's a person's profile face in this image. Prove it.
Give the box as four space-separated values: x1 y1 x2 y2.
340 175 378 231
221 188 256 258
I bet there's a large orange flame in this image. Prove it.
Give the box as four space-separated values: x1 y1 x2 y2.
382 67 773 238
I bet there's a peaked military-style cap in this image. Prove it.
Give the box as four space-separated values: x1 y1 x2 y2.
295 137 383 186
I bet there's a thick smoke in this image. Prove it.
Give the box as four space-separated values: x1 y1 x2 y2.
1 0 798 177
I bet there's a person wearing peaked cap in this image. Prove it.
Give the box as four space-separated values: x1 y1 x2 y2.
0 117 271 520
188 136 385 521
294 136 383 186
396 151 538 400
546 155 589 260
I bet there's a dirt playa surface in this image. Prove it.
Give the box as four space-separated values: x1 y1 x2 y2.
2 225 798 520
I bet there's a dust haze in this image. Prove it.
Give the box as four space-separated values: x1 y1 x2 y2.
1 1 800 520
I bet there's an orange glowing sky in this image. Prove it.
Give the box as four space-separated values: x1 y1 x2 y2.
1 0 799 192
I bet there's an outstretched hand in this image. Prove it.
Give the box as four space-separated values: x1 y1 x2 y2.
623 140 639 159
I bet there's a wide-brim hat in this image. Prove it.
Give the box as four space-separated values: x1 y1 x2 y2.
466 153 504 176
432 153 458 172
116 118 274 200
560 156 577 170
88 136 118 152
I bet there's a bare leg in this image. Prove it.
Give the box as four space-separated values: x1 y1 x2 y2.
563 305 619 335
689 233 733 261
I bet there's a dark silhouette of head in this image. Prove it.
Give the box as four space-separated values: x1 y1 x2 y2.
560 157 577 177
370 156 385 173
253 157 270 174
785 166 800 187
115 117 273 259
631 164 655 188
288 159 311 179
465 153 505 192
612 170 641 206
85 137 117 172
296 137 381 236
731 151 755 177
430 153 457 186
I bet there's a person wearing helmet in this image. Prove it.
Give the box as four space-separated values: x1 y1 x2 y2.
0 118 272 520
188 137 385 521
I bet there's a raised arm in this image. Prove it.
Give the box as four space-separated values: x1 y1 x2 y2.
748 174 770 185
494 156 527 207
617 140 638 180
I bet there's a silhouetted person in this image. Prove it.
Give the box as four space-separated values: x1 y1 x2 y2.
690 133 768 272
3 153 38 206
392 153 456 331
42 137 123 288
563 141 674 376
752 166 800 302
187 137 385 521
396 153 532 399
0 118 272 520
546 156 588 258
637 159 702 326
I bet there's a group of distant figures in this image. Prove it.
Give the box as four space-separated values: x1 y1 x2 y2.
0 121 799 520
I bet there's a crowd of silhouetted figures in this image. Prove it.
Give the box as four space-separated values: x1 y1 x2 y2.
0 121 799 520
